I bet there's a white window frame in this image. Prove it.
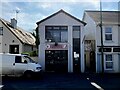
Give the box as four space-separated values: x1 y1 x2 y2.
105 27 112 41
104 54 113 70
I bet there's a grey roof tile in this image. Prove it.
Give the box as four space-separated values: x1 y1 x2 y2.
85 11 119 25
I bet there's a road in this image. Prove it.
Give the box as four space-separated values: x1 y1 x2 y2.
1 73 120 90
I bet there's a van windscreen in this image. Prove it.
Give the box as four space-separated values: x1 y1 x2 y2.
23 56 36 63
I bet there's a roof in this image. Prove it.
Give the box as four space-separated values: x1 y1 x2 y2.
0 18 36 45
36 9 86 25
85 10 120 25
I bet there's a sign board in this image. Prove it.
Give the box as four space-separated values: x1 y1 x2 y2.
46 44 68 50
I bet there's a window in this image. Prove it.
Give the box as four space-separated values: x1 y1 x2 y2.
99 48 112 52
73 26 80 38
45 26 68 42
105 54 113 70
61 31 68 42
105 27 112 41
0 27 3 35
15 56 22 63
113 48 120 52
23 56 35 63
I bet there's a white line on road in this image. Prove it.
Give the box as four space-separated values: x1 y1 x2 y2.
91 82 104 90
0 85 4 88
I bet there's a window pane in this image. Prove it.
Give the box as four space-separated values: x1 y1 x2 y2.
113 48 120 52
106 55 112 61
46 26 52 30
106 62 113 69
61 26 67 30
73 31 80 38
53 30 60 42
15 56 21 63
45 26 68 42
53 26 60 30
73 26 80 31
105 27 112 33
105 34 112 40
99 48 112 52
61 31 68 42
73 26 80 38
46 30 53 41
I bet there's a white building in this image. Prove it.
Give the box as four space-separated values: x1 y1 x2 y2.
83 11 120 73
0 18 36 54
37 10 86 73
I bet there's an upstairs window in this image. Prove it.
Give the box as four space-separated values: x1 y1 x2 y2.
105 27 112 41
0 27 3 35
73 26 80 38
45 26 68 43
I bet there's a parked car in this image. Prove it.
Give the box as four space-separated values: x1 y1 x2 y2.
0 53 42 78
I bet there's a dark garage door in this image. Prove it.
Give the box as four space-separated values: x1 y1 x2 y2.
45 50 68 72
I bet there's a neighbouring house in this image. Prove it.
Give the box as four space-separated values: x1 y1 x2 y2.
83 10 120 73
36 9 86 73
0 18 36 54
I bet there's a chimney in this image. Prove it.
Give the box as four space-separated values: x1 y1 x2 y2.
11 18 17 29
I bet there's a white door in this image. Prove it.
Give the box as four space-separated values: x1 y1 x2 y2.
13 56 27 75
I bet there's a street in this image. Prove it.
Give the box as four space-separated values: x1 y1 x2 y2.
1 73 120 90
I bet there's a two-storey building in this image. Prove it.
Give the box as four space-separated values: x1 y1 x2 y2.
37 10 86 73
83 11 120 73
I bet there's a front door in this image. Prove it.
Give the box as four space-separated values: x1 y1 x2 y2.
9 45 19 54
85 51 96 73
90 51 96 72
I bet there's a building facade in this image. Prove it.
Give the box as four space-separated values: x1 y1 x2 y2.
0 18 36 54
37 10 86 73
83 11 120 73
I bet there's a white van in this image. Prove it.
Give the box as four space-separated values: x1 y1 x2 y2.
0 53 42 78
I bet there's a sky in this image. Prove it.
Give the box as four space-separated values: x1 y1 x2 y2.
0 0 119 32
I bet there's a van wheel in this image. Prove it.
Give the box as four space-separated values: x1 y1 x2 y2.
24 71 33 79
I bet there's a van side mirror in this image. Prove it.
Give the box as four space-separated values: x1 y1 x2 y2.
24 60 27 64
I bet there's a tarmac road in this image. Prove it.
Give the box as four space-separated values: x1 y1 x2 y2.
1 73 120 90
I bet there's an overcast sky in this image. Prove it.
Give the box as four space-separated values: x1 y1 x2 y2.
0 0 119 32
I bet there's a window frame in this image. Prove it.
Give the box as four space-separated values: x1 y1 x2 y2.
105 27 112 41
104 54 113 70
45 26 68 43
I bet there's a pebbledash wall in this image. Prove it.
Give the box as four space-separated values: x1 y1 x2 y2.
37 10 86 73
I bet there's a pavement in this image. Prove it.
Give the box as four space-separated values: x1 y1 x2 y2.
1 72 120 90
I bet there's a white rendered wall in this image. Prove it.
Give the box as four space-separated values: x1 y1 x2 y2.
38 11 84 72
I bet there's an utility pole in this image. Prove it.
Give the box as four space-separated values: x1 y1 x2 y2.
100 0 104 73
